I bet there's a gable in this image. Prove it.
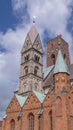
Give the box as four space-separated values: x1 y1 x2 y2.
33 35 43 53
23 92 41 110
21 34 32 53
6 95 21 113
43 91 52 107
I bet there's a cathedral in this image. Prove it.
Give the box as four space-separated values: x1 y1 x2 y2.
1 23 73 130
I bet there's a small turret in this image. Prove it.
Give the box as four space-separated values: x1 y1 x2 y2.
54 50 70 94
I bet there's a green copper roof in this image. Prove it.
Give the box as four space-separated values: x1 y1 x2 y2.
54 50 70 75
43 65 54 79
33 90 46 103
15 94 27 107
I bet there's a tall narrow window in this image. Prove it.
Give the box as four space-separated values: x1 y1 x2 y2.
49 111 53 130
51 54 55 64
56 97 62 116
64 54 66 62
25 55 29 61
10 119 15 130
64 54 66 59
34 66 39 75
24 66 28 75
28 113 34 130
34 83 38 91
34 55 40 62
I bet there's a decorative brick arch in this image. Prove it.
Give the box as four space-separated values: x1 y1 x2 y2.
56 96 62 116
10 119 15 130
28 113 34 130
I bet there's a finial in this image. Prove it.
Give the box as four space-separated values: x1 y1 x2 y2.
33 16 36 24
57 34 62 37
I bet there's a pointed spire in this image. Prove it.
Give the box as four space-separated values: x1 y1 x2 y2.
54 50 70 75
28 23 38 44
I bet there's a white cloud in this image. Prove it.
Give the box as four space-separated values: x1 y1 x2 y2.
12 0 73 60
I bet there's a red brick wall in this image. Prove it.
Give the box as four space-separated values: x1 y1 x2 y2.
54 73 70 94
46 36 70 67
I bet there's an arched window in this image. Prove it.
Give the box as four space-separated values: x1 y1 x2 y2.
64 54 66 59
34 83 38 91
28 113 34 130
56 97 62 116
10 119 15 130
51 54 55 64
27 55 29 61
24 66 28 75
23 83 26 92
34 55 40 62
25 55 29 61
64 54 66 60
34 66 39 75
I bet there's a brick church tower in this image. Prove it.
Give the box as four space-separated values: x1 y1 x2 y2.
46 35 70 67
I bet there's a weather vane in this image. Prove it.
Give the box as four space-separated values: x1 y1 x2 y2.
33 16 36 24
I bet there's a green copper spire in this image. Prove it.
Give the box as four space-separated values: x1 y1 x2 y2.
54 50 70 75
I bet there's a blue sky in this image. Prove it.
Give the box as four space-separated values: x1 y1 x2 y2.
0 0 73 120
0 0 16 32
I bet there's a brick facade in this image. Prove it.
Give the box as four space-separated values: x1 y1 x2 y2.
2 85 73 130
